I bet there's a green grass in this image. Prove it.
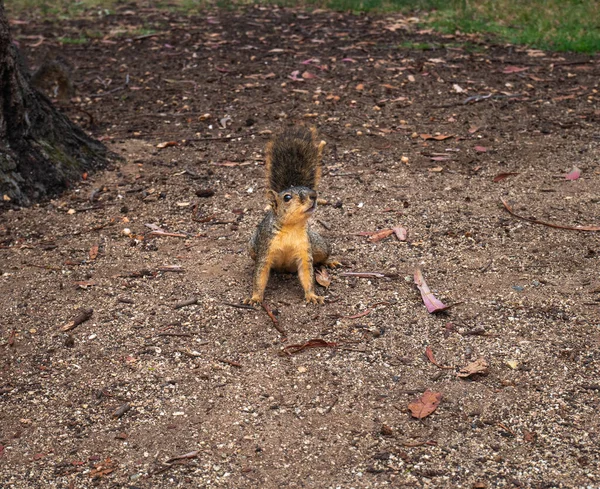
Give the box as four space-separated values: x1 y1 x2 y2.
6 0 600 53
58 36 90 44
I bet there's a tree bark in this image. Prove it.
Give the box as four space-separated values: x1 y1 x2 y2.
0 3 111 206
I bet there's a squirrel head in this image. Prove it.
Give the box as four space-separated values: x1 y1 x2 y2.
267 186 317 226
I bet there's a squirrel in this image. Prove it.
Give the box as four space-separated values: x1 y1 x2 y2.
245 126 340 305
30 59 75 101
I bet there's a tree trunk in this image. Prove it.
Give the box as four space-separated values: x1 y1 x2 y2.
0 3 111 206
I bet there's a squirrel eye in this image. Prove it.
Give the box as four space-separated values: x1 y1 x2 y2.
283 194 292 202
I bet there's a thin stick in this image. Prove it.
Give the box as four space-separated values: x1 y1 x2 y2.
61 308 93 332
222 302 255 310
501 198 600 231
174 298 198 309
218 358 242 368
261 301 286 336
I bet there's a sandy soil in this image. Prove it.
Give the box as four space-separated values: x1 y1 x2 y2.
1 5 599 488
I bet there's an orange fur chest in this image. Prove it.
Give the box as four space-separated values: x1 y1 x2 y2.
269 224 310 272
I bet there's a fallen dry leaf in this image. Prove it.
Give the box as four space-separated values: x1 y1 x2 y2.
493 172 520 182
368 229 394 242
420 134 454 141
474 145 488 153
89 244 99 260
156 141 178 149
565 166 581 180
393 227 407 241
89 457 117 479
315 267 331 288
408 389 442 419
414 268 451 313
457 357 489 378
503 66 529 74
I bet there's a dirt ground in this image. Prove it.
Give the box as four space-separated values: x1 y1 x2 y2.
1 4 600 488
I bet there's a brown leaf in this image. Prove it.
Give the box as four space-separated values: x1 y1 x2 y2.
493 172 520 182
457 357 489 378
302 71 317 80
315 267 331 288
368 229 394 242
89 457 117 479
156 141 178 149
89 244 99 260
425 346 439 366
408 390 442 419
355 83 365 91
420 134 454 141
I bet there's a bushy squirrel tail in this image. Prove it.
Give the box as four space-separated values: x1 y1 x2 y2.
265 127 326 193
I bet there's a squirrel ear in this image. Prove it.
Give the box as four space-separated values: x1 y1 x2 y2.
266 189 278 210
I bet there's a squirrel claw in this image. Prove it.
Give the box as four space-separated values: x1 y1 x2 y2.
324 259 342 268
305 293 325 304
243 296 262 307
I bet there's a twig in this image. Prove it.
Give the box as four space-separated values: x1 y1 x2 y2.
186 133 255 142
261 301 286 336
339 271 388 279
497 422 516 436
112 402 131 419
401 440 437 447
61 308 93 332
174 298 198 309
501 198 600 231
89 85 126 98
218 358 242 368
222 302 255 310
166 451 199 464
280 338 338 356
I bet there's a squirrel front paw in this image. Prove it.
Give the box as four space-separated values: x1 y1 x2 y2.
305 292 325 304
243 295 262 307
324 258 342 268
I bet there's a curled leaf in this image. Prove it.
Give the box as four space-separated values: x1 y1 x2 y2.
393 227 407 241
315 267 331 288
420 134 454 141
414 268 451 313
457 357 489 378
493 172 519 183
408 389 442 419
156 141 178 149
565 166 581 180
89 244 99 260
368 229 394 242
